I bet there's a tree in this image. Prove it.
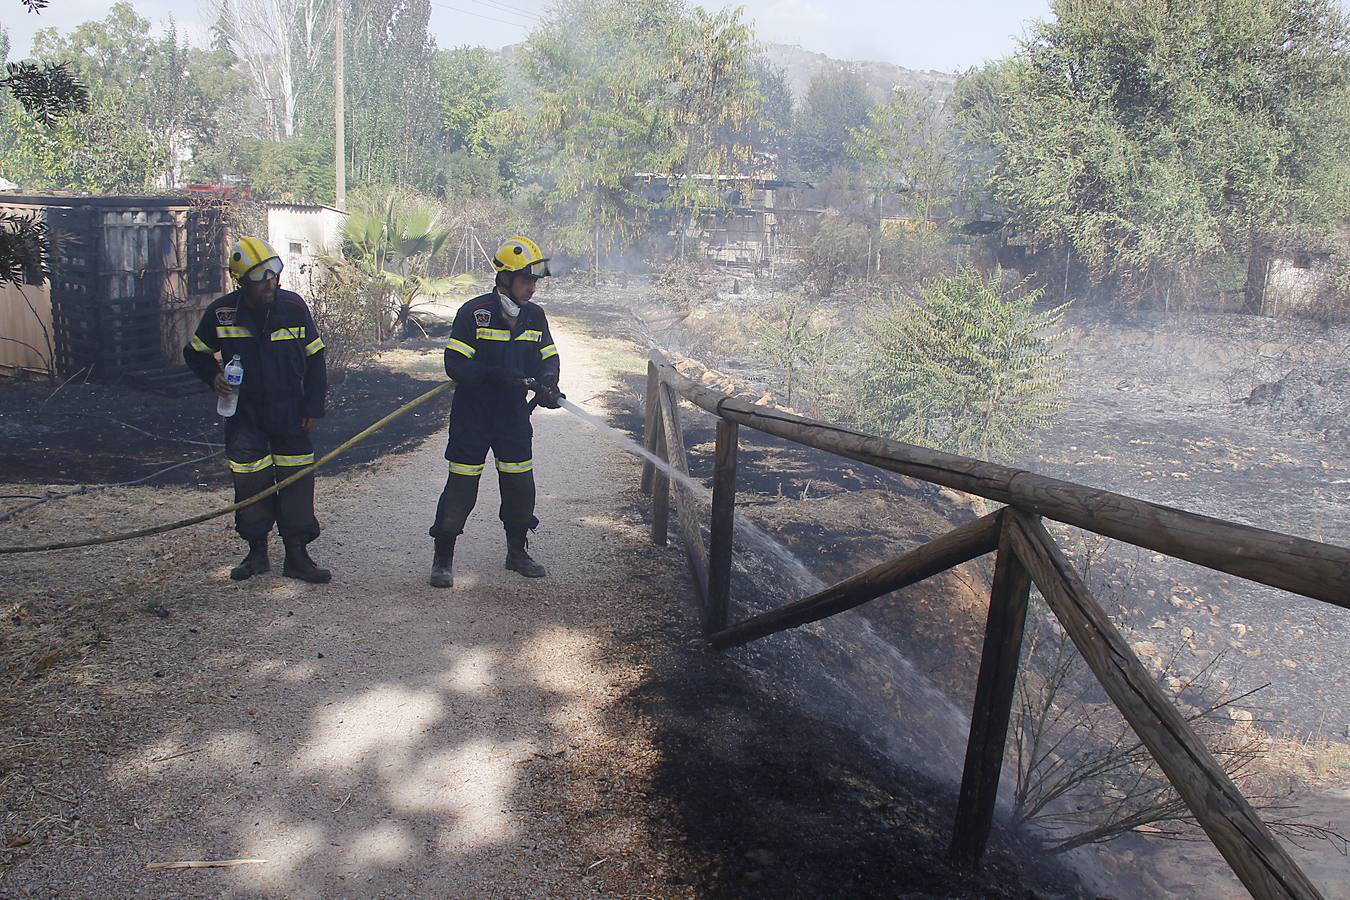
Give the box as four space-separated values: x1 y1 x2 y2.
24 4 220 188
341 0 441 192
799 209 870 297
246 133 336 203
654 6 761 246
749 293 835 410
714 56 793 171
792 67 871 180
1 61 87 126
0 4 91 290
855 269 1069 462
850 88 955 222
849 87 958 276
180 45 253 183
3 94 156 191
522 0 688 256
963 0 1350 309
523 0 764 259
433 46 506 157
208 0 334 140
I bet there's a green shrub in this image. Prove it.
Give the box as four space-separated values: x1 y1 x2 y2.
855 268 1069 461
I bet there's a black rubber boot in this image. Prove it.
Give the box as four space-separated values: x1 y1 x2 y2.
229 538 270 581
429 537 455 588
282 540 332 584
504 532 546 578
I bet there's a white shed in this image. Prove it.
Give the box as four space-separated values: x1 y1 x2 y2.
265 203 348 292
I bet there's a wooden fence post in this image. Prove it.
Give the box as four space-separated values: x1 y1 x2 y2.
1007 511 1325 900
657 379 710 609
951 511 1031 867
706 419 739 635
651 418 670 547
641 361 659 496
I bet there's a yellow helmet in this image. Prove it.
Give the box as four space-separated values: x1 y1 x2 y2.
228 236 283 283
493 236 550 278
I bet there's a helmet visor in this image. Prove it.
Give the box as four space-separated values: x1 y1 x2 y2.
525 259 550 278
242 256 283 283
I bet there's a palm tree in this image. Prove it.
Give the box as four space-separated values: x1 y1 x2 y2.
341 189 456 337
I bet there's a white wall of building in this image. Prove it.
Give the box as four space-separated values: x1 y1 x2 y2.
266 204 348 293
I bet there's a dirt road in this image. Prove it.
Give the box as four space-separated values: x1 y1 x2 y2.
1 322 692 897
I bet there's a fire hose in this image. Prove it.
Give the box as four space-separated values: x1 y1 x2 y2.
0 380 461 555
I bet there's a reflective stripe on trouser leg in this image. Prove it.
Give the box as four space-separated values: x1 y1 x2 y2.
429 470 482 539
498 469 537 536
271 433 320 544
225 407 276 540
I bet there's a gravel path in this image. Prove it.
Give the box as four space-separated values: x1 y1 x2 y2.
1 321 689 898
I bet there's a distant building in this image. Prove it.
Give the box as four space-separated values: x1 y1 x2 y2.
625 174 823 268
266 203 348 292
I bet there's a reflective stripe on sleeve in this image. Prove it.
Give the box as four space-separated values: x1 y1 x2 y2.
476 327 511 341
271 327 306 341
539 343 559 360
447 338 476 359
229 455 274 474
189 333 213 353
495 459 534 474
449 461 486 476
273 453 316 467
216 326 254 339
305 337 325 356
515 330 543 342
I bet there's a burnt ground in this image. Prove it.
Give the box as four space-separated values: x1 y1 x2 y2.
1017 311 1350 728
621 591 1079 899
0 350 453 494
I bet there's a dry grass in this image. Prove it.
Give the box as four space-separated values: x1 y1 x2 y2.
1238 723 1350 792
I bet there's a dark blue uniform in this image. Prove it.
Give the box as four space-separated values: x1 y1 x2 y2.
429 289 560 541
184 289 326 544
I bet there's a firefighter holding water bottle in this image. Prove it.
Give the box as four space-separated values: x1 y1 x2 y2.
184 237 331 584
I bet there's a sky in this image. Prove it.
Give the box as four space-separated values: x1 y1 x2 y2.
4 0 1054 73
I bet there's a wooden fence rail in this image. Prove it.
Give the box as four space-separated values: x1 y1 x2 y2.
640 352 1348 900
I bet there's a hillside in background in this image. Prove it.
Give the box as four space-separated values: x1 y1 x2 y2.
761 42 959 104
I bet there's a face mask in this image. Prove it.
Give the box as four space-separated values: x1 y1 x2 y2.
497 288 520 318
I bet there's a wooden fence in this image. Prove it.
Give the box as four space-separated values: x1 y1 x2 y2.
640 352 1350 900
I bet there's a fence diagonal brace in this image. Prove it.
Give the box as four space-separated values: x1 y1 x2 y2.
709 509 1003 649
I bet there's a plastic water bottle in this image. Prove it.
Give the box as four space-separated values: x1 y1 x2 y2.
218 354 243 417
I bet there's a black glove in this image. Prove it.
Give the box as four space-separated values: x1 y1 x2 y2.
535 384 564 409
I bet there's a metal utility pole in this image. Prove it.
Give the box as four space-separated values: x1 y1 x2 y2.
335 2 346 210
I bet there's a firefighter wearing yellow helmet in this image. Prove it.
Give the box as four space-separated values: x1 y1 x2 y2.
426 235 564 588
183 236 332 584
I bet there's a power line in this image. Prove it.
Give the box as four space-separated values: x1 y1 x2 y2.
429 0 534 28
476 0 540 20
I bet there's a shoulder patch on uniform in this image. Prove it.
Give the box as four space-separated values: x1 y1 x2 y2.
474 309 492 327
216 307 237 325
